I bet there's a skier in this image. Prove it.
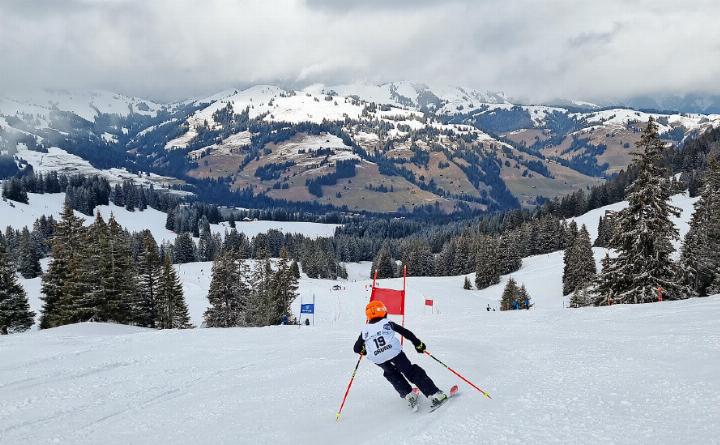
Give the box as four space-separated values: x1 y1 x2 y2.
353 301 447 410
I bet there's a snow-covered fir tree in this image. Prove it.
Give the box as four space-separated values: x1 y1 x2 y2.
372 243 395 279
173 232 196 263
497 234 522 275
269 249 299 324
204 250 250 327
570 286 593 308
562 225 596 295
680 160 720 296
40 204 86 328
18 226 42 279
500 277 520 311
100 215 138 323
518 284 532 309
0 239 35 334
135 230 162 327
595 117 687 305
157 256 192 329
475 237 500 289
247 258 274 326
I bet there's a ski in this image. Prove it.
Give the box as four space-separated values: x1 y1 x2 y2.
429 385 459 412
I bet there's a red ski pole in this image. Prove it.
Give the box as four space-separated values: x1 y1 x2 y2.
425 351 492 399
336 355 363 421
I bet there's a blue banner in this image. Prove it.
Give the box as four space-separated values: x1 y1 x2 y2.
300 304 315 314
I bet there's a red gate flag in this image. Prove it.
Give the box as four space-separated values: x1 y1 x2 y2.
369 266 407 316
424 299 433 307
370 288 405 315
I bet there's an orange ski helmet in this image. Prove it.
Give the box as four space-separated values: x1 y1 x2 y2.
366 300 388 320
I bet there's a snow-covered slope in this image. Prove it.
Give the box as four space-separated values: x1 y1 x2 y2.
5 192 720 444
0 90 162 122
0 191 340 244
3 282 719 444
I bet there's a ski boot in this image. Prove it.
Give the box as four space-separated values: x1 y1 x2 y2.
429 391 448 411
405 389 419 411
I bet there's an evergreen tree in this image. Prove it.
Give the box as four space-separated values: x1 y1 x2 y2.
496 234 521 275
592 253 616 305
101 215 138 323
500 278 520 311
18 226 42 279
596 118 687 304
372 244 395 279
680 160 720 296
563 225 596 295
247 259 274 326
475 237 500 289
594 214 616 248
290 260 301 279
269 249 299 324
518 284 532 309
40 204 86 328
204 251 250 327
570 286 592 308
2 177 28 203
135 231 162 327
157 256 192 329
0 240 35 334
173 232 196 263
463 276 472 290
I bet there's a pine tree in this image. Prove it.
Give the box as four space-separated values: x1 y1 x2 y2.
605 119 678 301
463 276 472 290
496 234 521 275
592 253 615 305
597 118 687 304
173 232 196 263
570 286 592 308
135 231 162 327
0 240 35 334
102 215 138 323
563 225 596 295
500 278 520 311
680 160 720 296
475 237 500 289
372 244 395 279
157 256 192 329
204 251 250 327
269 249 299 324
594 214 616 248
40 204 86 328
247 259 274 326
18 226 42 279
290 260 301 279
518 284 532 309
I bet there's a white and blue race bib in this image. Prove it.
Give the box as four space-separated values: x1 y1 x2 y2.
362 322 402 364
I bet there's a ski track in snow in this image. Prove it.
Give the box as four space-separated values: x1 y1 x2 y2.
3 193 720 444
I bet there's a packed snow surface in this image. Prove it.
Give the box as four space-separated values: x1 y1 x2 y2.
4 193 719 444
3 285 719 444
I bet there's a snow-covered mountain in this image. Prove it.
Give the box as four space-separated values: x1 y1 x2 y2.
3 84 720 213
0 89 164 122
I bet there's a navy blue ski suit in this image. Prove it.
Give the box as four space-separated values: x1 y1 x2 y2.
353 318 440 398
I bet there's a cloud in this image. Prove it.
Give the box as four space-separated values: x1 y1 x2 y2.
1 0 718 103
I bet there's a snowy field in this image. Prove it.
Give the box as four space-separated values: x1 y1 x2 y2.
3 192 720 444
0 192 340 244
2 283 719 444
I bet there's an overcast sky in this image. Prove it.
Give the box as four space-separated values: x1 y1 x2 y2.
1 0 719 102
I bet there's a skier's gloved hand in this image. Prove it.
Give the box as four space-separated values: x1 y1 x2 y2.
359 345 367 356
415 342 426 353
